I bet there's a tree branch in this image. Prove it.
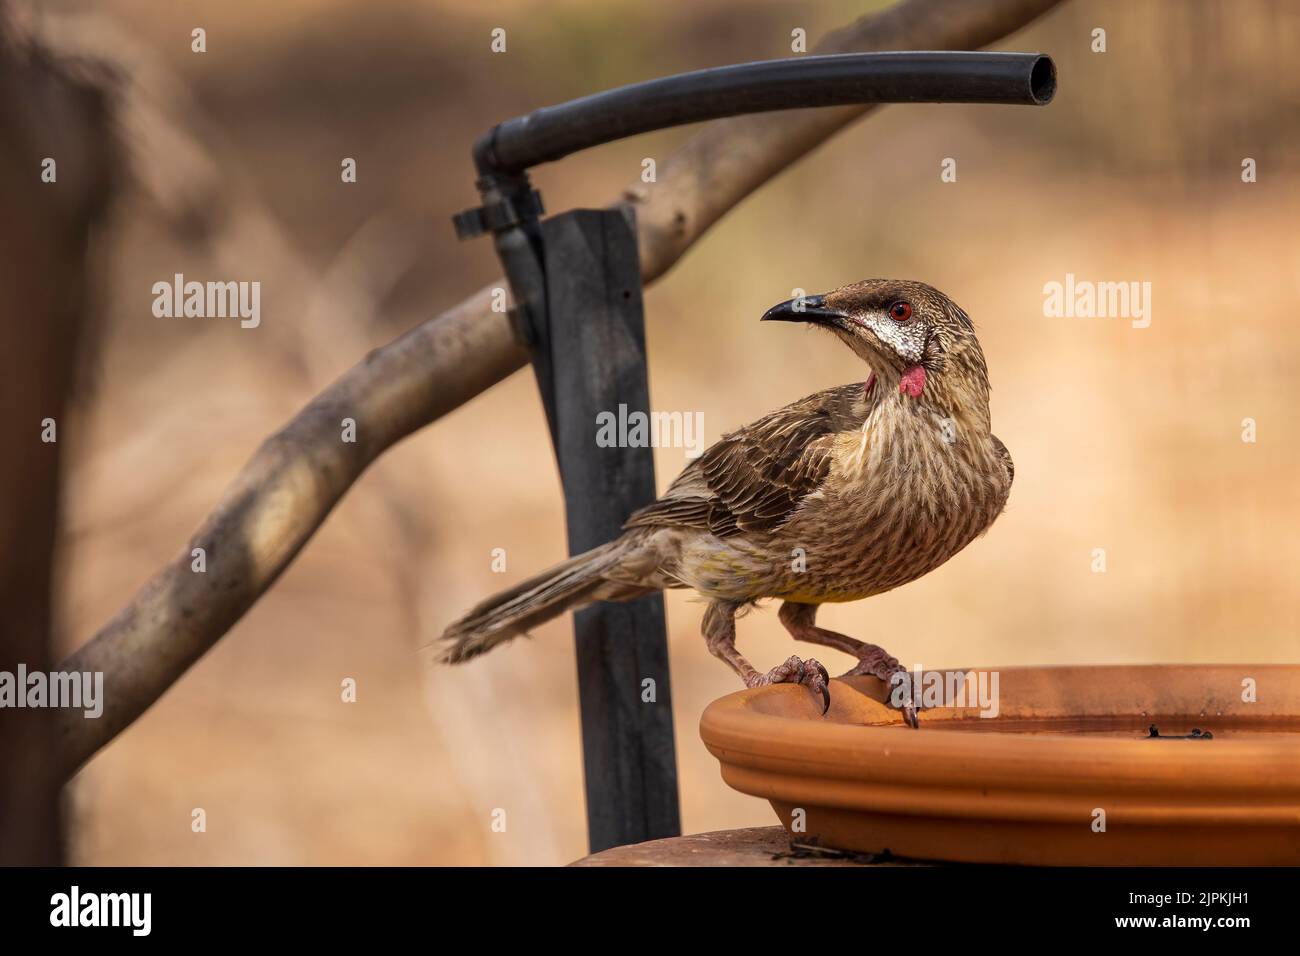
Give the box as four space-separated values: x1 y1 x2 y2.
1 0 116 860
56 0 1064 779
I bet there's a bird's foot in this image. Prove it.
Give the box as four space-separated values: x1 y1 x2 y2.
841 652 919 729
747 655 831 715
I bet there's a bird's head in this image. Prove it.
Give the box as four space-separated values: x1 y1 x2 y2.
761 278 990 416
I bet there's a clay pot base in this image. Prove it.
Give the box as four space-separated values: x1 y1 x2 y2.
699 664 1300 865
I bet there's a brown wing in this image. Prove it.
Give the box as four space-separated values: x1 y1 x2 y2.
625 384 864 537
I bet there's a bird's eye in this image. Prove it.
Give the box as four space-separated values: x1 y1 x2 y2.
889 301 913 322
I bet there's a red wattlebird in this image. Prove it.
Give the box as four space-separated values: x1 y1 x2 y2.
438 279 1013 726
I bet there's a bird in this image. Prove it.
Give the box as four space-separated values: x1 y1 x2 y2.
437 279 1013 726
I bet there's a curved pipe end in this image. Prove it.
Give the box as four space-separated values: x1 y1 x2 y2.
1030 54 1056 105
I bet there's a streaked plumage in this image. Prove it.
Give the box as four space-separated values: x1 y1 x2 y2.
439 279 1013 725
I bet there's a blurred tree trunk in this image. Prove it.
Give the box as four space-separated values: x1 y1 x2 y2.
0 9 114 864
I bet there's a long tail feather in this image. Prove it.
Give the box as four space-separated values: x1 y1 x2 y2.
437 541 635 663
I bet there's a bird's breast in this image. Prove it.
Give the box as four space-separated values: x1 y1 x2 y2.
775 413 1009 599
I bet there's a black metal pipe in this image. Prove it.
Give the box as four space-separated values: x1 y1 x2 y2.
474 51 1055 174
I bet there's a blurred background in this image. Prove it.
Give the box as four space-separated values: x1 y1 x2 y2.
16 0 1300 864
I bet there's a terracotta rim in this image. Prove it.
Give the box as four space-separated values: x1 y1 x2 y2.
700 664 1300 864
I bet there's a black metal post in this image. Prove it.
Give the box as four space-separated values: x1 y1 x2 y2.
533 208 680 851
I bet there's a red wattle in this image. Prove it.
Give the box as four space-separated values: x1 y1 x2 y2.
899 365 926 397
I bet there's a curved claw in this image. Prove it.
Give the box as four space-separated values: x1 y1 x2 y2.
814 661 831 715
893 677 919 729
901 701 920 729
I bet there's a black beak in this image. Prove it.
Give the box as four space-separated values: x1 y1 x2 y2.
760 294 849 330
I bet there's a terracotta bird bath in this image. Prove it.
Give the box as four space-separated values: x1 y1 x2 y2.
700 664 1300 865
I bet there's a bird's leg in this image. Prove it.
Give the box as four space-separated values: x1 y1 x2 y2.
778 601 901 675
778 601 918 727
702 601 830 714
701 602 760 683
